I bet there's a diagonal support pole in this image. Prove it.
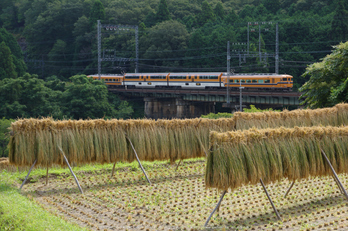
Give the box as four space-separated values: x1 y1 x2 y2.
175 159 183 171
58 146 83 194
46 166 49 185
321 149 348 201
204 190 227 227
260 178 282 221
19 159 37 190
125 134 151 185
333 175 345 195
111 161 117 177
284 180 295 198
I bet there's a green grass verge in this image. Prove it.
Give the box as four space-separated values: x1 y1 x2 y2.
0 181 87 231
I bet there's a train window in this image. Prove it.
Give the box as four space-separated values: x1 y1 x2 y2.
170 76 186 79
229 79 233 83
258 80 264 83
151 76 165 79
126 76 140 79
282 78 287 81
252 80 257 83
288 78 291 81
241 80 245 83
234 79 239 83
195 76 197 79
265 80 270 83
246 80 251 83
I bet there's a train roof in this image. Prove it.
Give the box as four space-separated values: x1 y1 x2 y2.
125 73 168 76
221 73 292 78
89 73 292 78
89 74 123 77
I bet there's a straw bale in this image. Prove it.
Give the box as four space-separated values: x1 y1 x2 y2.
206 125 348 191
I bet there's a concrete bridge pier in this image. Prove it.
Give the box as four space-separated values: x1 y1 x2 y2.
144 97 215 119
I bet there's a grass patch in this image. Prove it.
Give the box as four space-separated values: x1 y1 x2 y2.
0 180 86 231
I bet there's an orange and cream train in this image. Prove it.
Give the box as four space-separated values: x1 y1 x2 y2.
89 72 293 90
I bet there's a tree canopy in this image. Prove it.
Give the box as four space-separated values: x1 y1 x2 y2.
300 41 348 108
0 74 133 119
0 0 347 115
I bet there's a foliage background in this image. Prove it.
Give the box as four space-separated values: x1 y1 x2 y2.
1 0 347 89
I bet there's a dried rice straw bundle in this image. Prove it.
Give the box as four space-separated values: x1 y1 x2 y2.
206 126 348 191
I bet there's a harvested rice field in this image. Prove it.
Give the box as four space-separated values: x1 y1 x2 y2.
15 159 348 230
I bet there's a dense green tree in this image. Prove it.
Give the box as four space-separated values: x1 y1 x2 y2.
300 41 348 108
238 5 255 19
198 1 216 25
263 0 280 13
0 0 19 30
141 20 189 70
89 0 105 27
0 28 26 77
62 75 133 119
214 2 225 20
224 9 239 24
0 73 134 119
144 11 157 28
0 118 14 157
330 0 348 41
0 73 55 118
0 42 17 80
156 0 171 23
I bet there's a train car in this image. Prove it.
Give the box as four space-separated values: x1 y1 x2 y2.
89 72 293 91
221 73 293 90
165 72 222 89
123 73 169 88
89 74 124 87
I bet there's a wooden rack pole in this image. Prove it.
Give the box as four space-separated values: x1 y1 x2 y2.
333 175 345 195
284 181 295 198
260 178 282 221
204 190 227 227
175 159 183 171
19 159 37 190
58 146 83 194
111 161 117 177
321 149 348 201
125 134 151 185
46 166 49 185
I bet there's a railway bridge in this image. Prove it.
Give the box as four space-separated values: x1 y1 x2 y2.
108 88 302 119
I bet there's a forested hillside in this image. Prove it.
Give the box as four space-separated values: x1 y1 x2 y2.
1 0 347 90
